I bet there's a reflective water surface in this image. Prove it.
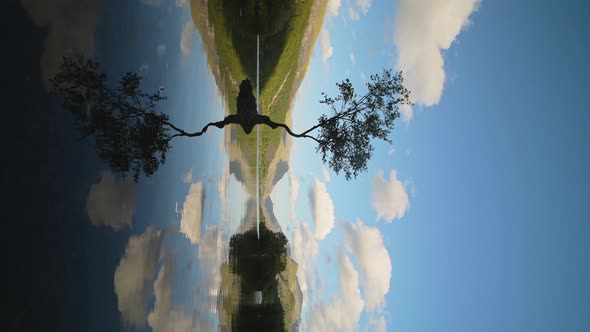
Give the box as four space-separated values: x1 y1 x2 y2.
10 0 324 330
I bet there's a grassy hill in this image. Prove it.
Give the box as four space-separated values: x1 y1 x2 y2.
191 0 327 330
191 0 328 198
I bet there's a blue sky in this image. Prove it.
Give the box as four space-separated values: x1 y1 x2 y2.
277 0 590 331
22 0 589 330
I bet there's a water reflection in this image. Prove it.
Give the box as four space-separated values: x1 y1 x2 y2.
12 0 338 330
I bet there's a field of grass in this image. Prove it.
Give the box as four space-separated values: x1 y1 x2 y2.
202 0 318 198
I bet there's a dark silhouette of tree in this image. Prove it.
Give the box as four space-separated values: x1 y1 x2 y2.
228 222 288 290
51 56 411 181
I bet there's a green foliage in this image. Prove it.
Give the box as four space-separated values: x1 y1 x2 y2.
50 56 169 182
315 70 412 179
228 222 288 290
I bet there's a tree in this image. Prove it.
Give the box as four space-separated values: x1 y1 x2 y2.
51 55 411 181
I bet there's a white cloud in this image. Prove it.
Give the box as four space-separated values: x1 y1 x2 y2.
356 0 372 14
147 259 194 332
180 181 204 244
182 168 193 183
309 178 335 240
20 0 104 88
86 171 136 230
291 222 319 309
348 6 360 20
367 316 387 332
307 252 365 332
289 170 300 222
180 20 197 56
394 0 479 106
319 27 334 64
372 170 409 222
344 220 392 311
114 226 164 328
399 103 414 122
322 166 331 182
349 52 356 65
328 0 342 17
156 44 166 57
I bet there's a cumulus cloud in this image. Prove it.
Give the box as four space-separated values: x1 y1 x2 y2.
289 170 300 222
348 6 360 20
399 103 414 122
321 166 331 182
319 27 334 64
86 171 136 230
394 0 479 106
114 226 164 328
180 20 197 56
344 220 392 311
372 170 409 222
356 0 372 14
180 181 204 244
367 316 387 332
328 0 342 17
309 178 335 240
307 252 365 332
291 222 319 309
20 0 104 88
156 44 166 57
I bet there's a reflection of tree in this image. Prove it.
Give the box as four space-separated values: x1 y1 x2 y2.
225 221 288 331
229 222 288 290
51 56 411 181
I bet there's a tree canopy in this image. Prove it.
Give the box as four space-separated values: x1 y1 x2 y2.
50 55 411 181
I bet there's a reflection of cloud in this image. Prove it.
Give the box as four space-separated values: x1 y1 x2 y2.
147 258 194 332
156 44 166 57
180 20 197 56
394 0 479 106
372 170 409 222
180 181 204 244
142 0 161 6
307 252 364 332
198 225 225 310
114 226 164 328
182 168 193 183
86 171 136 230
344 220 392 311
319 27 334 64
309 178 335 240
20 0 104 88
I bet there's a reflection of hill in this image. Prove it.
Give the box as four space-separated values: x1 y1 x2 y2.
191 0 328 198
217 221 302 331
